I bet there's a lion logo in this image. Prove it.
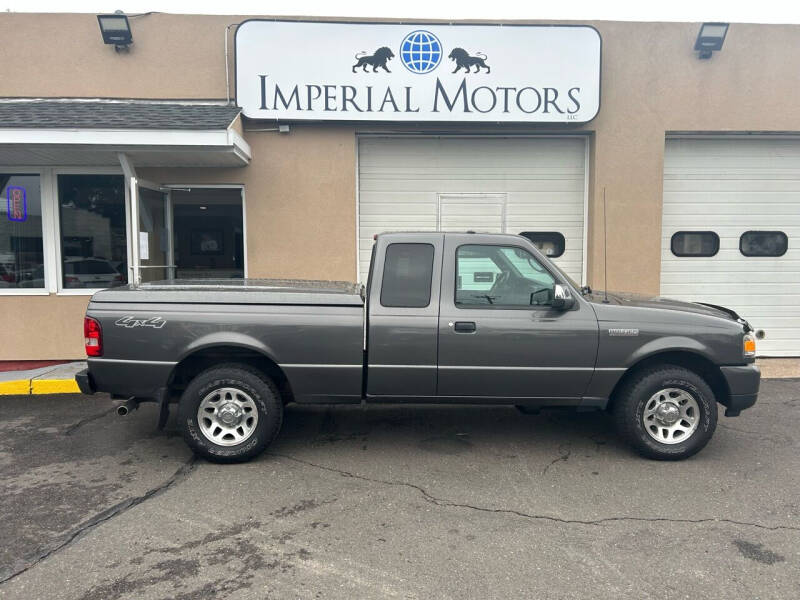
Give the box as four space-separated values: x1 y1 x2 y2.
352 47 395 73
448 48 491 74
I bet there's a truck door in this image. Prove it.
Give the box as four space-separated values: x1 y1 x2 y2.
366 233 444 398
437 234 599 401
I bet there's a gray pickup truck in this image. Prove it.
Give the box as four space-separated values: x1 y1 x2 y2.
76 232 760 463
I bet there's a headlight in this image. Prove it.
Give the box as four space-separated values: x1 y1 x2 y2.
743 332 756 357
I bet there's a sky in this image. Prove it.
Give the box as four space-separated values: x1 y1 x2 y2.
3 0 800 24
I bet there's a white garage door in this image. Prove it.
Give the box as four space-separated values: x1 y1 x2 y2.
358 136 587 284
661 138 800 357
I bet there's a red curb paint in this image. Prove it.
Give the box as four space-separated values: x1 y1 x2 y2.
0 360 70 373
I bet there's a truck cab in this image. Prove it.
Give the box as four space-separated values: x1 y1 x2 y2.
366 233 599 404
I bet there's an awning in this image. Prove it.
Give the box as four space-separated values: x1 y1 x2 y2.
0 100 251 167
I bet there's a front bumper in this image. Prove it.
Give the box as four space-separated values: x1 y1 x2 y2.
719 364 760 416
75 368 96 395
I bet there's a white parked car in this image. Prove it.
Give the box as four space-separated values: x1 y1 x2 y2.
63 258 125 288
20 258 125 288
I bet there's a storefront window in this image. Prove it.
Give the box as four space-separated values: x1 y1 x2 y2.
58 175 127 289
0 174 45 289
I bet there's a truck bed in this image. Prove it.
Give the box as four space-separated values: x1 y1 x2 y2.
86 278 365 402
90 278 364 306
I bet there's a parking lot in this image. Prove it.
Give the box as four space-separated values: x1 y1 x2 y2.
1 379 799 599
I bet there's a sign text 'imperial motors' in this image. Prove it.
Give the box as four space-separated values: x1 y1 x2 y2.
235 21 602 123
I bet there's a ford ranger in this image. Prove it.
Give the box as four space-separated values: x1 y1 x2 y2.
76 232 760 462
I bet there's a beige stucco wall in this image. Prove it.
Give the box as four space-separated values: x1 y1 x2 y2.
1 13 800 359
0 295 90 359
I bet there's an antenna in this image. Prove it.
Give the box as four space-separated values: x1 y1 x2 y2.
603 187 609 304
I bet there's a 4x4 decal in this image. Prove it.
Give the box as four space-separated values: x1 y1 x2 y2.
115 316 167 329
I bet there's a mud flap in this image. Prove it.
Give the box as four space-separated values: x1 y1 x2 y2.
157 387 170 430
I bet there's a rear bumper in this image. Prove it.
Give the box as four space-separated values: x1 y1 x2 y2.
719 364 760 416
87 358 175 399
75 368 96 395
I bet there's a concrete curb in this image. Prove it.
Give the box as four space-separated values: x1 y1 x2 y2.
0 362 85 396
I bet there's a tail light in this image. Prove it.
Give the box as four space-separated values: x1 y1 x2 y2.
65 276 80 287
84 317 102 357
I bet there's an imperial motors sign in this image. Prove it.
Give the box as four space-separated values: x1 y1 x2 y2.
235 21 601 123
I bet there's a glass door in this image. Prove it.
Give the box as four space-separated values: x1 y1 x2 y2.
130 177 174 284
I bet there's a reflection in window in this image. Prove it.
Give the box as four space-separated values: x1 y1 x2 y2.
671 231 720 257
740 231 788 257
0 174 44 289
58 175 127 288
519 232 566 258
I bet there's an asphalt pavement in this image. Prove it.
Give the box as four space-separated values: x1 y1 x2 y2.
1 380 799 599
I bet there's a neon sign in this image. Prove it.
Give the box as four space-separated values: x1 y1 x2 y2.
6 186 27 222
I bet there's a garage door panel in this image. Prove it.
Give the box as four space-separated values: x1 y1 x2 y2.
359 179 583 194
660 270 797 284
661 138 800 356
359 137 586 284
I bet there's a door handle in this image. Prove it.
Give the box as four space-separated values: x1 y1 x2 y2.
454 321 477 333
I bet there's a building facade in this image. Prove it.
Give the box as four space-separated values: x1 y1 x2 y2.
1 13 799 359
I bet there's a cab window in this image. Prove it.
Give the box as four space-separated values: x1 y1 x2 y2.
380 243 435 308
455 244 556 308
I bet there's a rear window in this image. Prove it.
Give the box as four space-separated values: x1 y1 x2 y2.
380 243 434 308
670 231 719 257
740 231 788 257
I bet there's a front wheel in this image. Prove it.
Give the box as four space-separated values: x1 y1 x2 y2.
178 364 283 463
613 365 717 460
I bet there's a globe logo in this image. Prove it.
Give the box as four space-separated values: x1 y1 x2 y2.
400 30 442 74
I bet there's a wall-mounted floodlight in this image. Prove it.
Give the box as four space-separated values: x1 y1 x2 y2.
97 11 133 51
694 22 729 59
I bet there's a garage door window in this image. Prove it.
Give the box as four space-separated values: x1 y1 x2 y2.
380 243 434 308
740 231 788 257
670 231 719 257
519 232 566 258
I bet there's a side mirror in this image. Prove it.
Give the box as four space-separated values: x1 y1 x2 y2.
551 284 576 310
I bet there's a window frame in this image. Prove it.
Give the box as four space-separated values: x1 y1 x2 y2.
670 231 720 258
739 230 789 258
0 169 250 296
454 243 560 311
379 242 435 309
519 231 567 259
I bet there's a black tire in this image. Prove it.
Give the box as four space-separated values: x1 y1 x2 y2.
613 365 717 460
178 363 283 463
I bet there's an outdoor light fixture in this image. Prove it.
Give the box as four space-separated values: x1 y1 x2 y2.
695 22 729 59
97 11 133 51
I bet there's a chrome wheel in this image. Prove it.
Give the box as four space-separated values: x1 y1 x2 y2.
642 388 700 445
197 387 259 446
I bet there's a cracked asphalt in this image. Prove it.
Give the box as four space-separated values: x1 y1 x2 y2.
1 379 799 599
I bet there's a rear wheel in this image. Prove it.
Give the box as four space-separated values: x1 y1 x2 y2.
613 365 717 460
178 364 283 463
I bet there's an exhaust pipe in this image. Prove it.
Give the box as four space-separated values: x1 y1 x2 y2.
116 398 139 416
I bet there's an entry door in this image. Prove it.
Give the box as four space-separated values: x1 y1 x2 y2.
436 234 598 401
130 177 174 284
